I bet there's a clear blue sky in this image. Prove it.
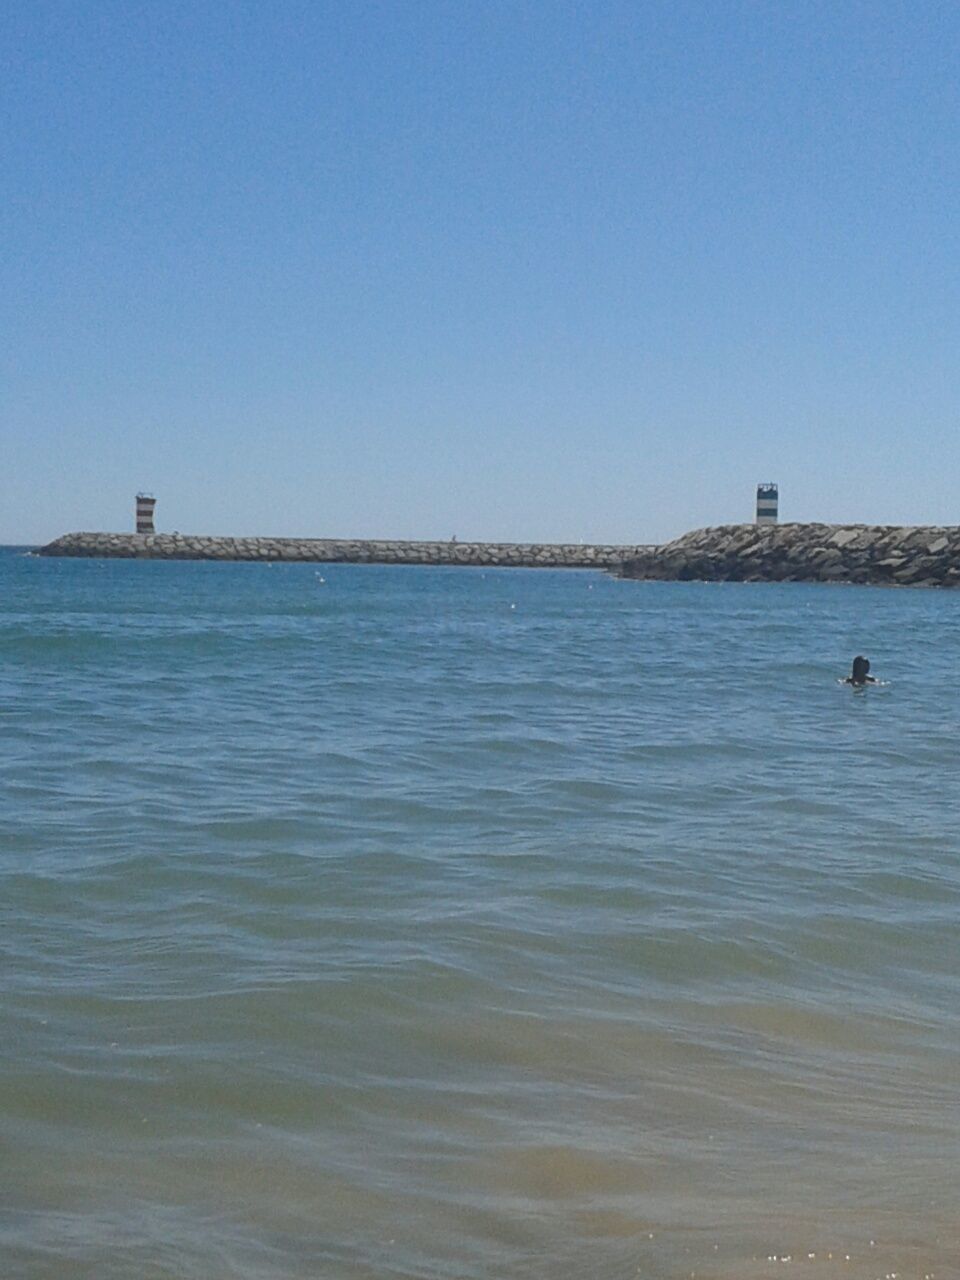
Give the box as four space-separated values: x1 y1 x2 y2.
3 0 959 545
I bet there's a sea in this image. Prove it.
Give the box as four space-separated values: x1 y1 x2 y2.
2 546 958 1280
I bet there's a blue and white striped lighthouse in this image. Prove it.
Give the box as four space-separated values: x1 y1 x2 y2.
756 483 778 525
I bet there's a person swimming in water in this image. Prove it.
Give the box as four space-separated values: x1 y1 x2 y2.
844 655 877 686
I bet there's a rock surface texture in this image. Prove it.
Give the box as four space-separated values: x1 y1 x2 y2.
620 523 960 588
37 532 652 569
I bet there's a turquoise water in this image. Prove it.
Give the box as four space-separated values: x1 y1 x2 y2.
2 549 959 1280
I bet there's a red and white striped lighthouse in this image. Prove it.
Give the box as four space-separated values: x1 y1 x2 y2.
136 493 156 534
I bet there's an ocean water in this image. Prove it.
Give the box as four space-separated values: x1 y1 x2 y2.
2 548 959 1280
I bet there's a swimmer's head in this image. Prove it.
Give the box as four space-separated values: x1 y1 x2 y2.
851 655 871 683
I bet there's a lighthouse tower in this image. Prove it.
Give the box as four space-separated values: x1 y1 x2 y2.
136 493 156 534
755 483 778 526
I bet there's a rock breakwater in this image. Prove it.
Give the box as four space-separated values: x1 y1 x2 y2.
620 523 960 588
37 532 652 569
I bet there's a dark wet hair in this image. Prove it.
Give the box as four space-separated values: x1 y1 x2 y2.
851 655 870 681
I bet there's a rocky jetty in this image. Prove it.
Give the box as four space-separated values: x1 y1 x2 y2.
37 532 652 569
620 523 960 588
38 525 960 585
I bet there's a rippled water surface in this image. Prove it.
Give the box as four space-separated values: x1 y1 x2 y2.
2 549 959 1279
